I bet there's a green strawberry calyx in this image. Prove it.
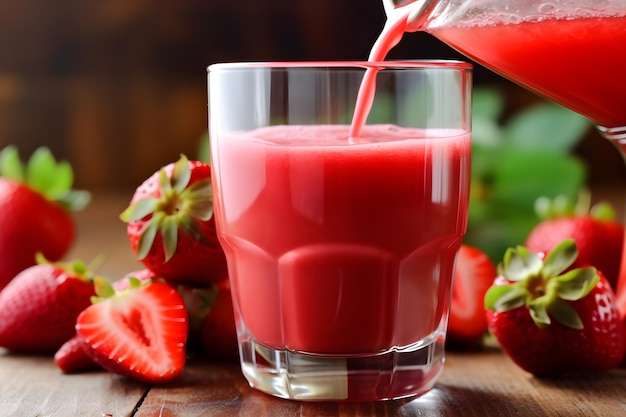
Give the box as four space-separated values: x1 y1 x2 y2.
35 252 97 284
484 239 599 330
91 276 148 304
0 146 91 211
119 154 213 262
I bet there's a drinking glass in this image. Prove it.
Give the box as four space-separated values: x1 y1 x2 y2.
208 61 472 401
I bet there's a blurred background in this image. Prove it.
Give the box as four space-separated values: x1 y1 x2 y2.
0 0 623 193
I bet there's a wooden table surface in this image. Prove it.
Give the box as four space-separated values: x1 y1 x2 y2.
1 191 626 417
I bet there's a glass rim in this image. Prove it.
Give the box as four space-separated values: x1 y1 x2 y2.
207 60 472 72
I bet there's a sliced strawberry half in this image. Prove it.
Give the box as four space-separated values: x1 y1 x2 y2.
75 278 188 383
447 245 497 349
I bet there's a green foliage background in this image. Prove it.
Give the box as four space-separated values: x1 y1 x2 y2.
467 87 591 262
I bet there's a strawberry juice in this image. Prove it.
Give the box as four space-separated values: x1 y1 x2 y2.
214 124 470 352
429 13 626 129
210 119 471 400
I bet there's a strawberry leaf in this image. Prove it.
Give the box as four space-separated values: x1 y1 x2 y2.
127 276 144 289
554 267 599 301
161 216 179 261
56 190 91 212
159 169 173 196
546 298 583 330
93 277 115 300
500 245 542 281
485 285 527 312
171 154 191 193
0 146 24 180
528 299 551 328
185 179 213 221
0 146 90 211
27 147 73 198
137 213 162 259
542 238 577 278
120 197 160 222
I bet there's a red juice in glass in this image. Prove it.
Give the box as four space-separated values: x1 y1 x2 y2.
429 13 626 128
215 125 470 353
208 61 472 401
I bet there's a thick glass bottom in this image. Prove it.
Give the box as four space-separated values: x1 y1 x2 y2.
237 330 446 402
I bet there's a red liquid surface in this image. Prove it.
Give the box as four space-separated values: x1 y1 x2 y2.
430 14 626 128
211 124 471 354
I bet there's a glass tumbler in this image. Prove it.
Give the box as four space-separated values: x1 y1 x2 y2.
208 61 472 401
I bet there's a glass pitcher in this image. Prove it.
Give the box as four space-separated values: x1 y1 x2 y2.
384 0 626 141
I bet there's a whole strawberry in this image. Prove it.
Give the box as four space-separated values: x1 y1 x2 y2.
525 196 624 290
54 334 101 374
485 239 625 375
0 146 90 289
615 270 626 321
120 154 227 285
75 277 188 383
447 245 498 350
200 279 239 362
0 258 96 353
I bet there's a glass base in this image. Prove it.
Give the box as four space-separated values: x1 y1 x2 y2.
237 331 446 402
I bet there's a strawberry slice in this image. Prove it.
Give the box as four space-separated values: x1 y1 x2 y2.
447 245 497 349
75 278 188 383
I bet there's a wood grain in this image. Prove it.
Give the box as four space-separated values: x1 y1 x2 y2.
0 351 147 417
2 349 625 417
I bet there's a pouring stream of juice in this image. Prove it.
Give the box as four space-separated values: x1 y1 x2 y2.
350 1 432 137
